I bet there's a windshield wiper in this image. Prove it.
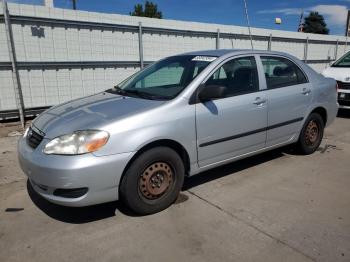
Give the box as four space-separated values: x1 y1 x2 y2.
111 85 128 95
112 86 169 100
110 86 140 97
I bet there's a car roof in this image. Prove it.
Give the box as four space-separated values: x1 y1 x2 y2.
181 49 293 58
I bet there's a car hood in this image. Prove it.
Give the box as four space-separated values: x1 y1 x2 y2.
33 92 165 138
322 66 350 82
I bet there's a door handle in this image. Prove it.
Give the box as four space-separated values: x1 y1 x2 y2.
301 88 311 95
253 97 267 105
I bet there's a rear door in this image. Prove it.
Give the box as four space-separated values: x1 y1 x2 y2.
260 56 312 147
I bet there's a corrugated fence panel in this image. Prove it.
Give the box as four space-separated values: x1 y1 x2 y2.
143 33 216 61
11 23 141 62
308 43 336 60
252 39 269 51
0 71 16 110
271 41 305 60
16 67 140 109
1 2 349 115
0 23 10 62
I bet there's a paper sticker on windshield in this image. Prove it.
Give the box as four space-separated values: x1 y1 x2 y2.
192 56 217 62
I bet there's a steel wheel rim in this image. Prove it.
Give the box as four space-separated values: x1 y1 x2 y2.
305 120 319 146
139 162 173 200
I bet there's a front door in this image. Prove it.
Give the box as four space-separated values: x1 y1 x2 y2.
195 56 268 167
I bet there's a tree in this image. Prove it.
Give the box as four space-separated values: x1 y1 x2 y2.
303 12 329 35
131 4 144 17
130 1 163 19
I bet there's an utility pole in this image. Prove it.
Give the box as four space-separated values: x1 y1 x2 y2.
242 0 254 50
345 10 350 37
72 0 77 10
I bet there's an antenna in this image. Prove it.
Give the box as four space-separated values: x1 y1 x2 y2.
243 0 254 50
297 9 304 32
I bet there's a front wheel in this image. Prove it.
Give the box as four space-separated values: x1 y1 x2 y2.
120 147 185 215
296 113 324 155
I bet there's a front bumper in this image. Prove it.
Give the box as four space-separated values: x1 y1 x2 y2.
18 136 134 207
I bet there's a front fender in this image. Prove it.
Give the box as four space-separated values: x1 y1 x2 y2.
92 103 198 167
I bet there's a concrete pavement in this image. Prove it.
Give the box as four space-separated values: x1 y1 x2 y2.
0 111 349 262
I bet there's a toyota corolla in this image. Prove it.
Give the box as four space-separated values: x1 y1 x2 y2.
18 49 338 215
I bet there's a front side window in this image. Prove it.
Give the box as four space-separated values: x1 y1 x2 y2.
261 56 307 89
332 51 350 67
109 55 215 100
205 56 259 97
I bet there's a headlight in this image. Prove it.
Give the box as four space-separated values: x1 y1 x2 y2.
43 130 109 155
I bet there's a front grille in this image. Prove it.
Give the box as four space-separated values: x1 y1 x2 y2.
26 127 44 149
338 92 350 101
339 100 350 107
337 81 350 90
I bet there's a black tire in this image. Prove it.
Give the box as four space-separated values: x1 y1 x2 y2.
120 147 185 215
296 113 324 155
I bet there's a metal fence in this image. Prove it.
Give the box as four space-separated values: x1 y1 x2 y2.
0 1 349 126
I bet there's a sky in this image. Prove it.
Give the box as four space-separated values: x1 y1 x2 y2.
8 0 350 36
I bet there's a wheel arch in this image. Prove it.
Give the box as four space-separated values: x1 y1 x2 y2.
310 106 327 125
119 139 191 194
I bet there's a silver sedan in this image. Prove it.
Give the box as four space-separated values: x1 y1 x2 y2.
18 49 338 215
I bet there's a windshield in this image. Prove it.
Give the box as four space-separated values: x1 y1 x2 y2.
108 55 216 100
332 51 350 67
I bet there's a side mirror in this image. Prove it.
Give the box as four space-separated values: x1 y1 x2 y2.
198 84 227 101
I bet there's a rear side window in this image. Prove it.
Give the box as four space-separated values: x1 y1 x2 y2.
205 56 259 97
261 56 308 89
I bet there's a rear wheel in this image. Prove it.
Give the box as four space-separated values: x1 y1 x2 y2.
120 147 184 215
296 113 324 155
